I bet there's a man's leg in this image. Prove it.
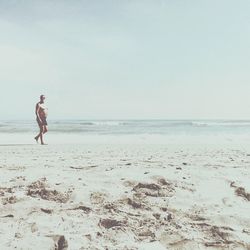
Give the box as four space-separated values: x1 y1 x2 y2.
40 129 44 144
41 125 48 145
38 125 44 144
34 134 39 142
35 124 43 142
43 126 48 134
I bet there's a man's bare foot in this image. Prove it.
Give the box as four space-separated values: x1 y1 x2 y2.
34 137 39 143
41 143 47 145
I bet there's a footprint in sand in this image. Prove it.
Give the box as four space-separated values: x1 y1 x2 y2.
90 192 107 205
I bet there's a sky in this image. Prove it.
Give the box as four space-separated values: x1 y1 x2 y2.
0 0 249 120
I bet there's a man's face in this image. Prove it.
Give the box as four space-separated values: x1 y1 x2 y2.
41 96 46 101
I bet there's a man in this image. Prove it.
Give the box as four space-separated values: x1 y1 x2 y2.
35 95 48 145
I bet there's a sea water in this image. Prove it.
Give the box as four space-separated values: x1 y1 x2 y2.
1 120 250 135
1 120 250 145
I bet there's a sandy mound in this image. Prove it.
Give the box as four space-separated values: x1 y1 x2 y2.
27 178 70 203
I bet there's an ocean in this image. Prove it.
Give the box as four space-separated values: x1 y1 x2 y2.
1 119 250 135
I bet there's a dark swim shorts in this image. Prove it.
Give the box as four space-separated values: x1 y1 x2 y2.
37 117 48 126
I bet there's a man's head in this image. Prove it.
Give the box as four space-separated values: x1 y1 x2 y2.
40 95 45 102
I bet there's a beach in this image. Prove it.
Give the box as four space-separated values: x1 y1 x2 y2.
1 0 249 248
1 132 250 249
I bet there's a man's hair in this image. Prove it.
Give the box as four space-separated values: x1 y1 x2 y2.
40 95 45 99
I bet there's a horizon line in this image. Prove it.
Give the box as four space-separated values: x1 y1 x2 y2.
1 118 250 121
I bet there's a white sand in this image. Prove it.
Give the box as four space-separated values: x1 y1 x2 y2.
0 138 250 249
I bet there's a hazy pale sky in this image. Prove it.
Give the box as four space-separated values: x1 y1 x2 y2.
0 0 249 120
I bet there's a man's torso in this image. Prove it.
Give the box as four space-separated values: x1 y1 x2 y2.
37 102 48 118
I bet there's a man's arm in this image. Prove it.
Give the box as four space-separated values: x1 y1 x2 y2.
35 103 42 123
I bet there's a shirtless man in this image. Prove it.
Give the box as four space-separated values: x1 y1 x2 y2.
35 95 48 145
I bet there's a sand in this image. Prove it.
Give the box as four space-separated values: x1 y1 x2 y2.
1 141 250 249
